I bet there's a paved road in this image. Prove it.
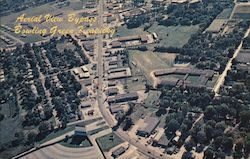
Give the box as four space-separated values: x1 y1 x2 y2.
94 1 170 159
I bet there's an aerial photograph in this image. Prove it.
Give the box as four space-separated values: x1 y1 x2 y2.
0 0 250 159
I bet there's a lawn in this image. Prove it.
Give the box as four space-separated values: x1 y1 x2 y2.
115 26 146 37
148 23 200 48
129 50 172 83
96 133 124 152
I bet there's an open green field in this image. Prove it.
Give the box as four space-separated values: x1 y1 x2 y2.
96 133 124 152
0 0 93 44
0 3 57 24
148 23 200 48
129 50 174 83
115 26 146 37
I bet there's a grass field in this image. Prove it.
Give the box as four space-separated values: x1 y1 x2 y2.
0 0 90 44
129 50 173 83
0 3 57 24
96 133 124 152
115 26 146 37
148 23 200 48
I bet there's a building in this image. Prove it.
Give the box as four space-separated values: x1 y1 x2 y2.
110 104 123 114
111 146 126 158
232 4 250 19
73 66 90 79
80 101 92 108
235 49 250 64
75 123 87 136
137 117 160 137
79 87 88 98
107 67 132 80
152 128 170 148
111 41 122 48
108 92 138 103
154 68 214 88
0 69 4 82
172 131 182 145
106 87 119 96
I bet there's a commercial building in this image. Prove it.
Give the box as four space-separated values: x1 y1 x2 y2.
152 128 170 148
154 68 214 88
108 92 138 103
137 117 160 137
110 104 123 114
107 67 132 80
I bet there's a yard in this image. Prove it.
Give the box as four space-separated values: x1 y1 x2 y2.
148 23 200 48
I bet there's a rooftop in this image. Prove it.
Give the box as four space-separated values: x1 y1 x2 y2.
137 117 160 135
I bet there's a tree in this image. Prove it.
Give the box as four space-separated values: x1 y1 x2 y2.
197 130 207 144
184 141 193 152
44 107 53 119
132 0 144 6
27 130 38 144
13 131 25 146
204 147 214 159
245 134 250 156
222 136 233 151
204 106 216 119
45 77 51 89
0 113 4 121
38 121 50 134
240 110 250 126
123 117 133 131
204 125 214 140
167 119 180 133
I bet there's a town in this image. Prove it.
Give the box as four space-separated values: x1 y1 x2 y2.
0 0 250 159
